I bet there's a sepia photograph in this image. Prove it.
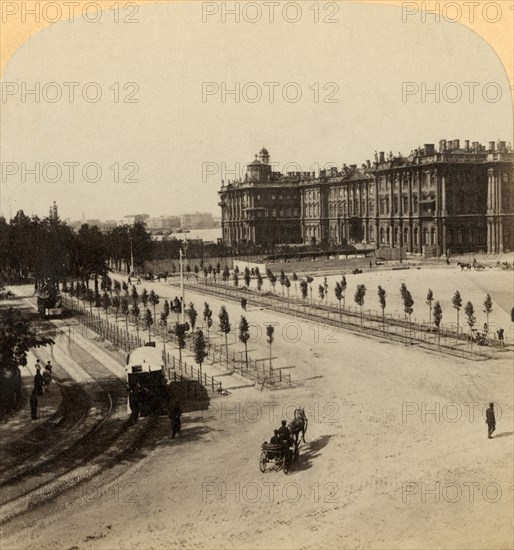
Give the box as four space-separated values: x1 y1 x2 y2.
0 1 513 549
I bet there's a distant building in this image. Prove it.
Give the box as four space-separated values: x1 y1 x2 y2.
147 215 181 233
219 142 514 255
180 212 214 229
123 214 150 225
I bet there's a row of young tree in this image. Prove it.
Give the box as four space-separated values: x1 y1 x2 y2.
217 265 496 337
66 280 277 377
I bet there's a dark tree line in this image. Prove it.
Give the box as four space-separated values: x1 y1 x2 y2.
0 211 152 287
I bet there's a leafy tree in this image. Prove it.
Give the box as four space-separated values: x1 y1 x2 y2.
267 268 277 293
121 297 130 332
433 301 443 345
239 316 250 369
292 272 298 299
218 306 231 365
132 304 140 338
149 290 160 326
256 271 263 292
284 277 291 298
131 286 139 307
266 324 275 370
244 267 251 288
194 265 199 280
335 282 343 319
452 290 463 335
279 270 286 296
306 276 314 303
464 301 476 336
401 284 414 341
113 280 121 296
483 294 493 326
300 280 308 300
354 284 367 326
426 289 434 326
144 308 153 343
318 284 325 303
0 308 53 371
85 288 95 315
193 328 208 375
187 302 198 330
340 275 347 308
175 322 188 364
203 302 213 342
102 291 111 320
377 286 387 331
173 297 182 321
141 288 149 309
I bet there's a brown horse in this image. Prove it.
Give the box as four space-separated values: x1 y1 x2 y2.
288 408 308 453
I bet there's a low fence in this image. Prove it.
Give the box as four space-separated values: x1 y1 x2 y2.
174 279 499 361
62 295 289 389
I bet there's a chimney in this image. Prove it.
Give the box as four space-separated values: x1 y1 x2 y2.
424 144 435 156
464 140 470 150
497 141 506 153
366 160 371 168
439 139 446 152
472 141 479 152
489 141 495 151
379 151 385 163
453 139 460 150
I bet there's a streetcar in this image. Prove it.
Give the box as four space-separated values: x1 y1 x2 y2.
36 283 63 318
125 346 169 417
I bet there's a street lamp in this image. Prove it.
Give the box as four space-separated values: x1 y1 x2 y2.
127 226 135 275
179 235 188 324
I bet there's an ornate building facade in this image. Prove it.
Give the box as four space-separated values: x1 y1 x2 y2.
218 141 513 255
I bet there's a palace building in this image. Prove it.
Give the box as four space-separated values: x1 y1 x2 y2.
218 140 513 256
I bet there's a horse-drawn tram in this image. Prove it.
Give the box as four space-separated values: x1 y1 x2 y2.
36 284 62 318
125 346 169 416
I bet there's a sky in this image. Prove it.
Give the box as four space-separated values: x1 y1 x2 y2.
1 1 512 221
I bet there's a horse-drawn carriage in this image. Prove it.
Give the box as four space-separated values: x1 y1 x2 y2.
260 443 293 474
259 408 307 475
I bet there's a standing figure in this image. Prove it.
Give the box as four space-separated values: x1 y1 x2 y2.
170 401 182 438
129 384 142 424
241 298 247 311
497 328 504 348
486 403 496 439
42 366 52 392
34 367 44 396
30 390 38 420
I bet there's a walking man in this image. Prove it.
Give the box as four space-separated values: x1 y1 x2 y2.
34 367 44 396
170 400 182 438
486 403 496 439
30 390 38 420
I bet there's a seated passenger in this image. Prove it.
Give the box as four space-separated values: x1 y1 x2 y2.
270 429 281 445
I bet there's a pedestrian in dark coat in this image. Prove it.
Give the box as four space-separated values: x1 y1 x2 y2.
128 388 141 424
30 391 38 419
486 403 496 439
170 401 182 438
34 368 44 396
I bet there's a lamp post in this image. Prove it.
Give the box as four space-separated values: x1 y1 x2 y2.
129 229 135 275
179 236 188 324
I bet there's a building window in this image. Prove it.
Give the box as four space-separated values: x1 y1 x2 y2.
272 209 277 217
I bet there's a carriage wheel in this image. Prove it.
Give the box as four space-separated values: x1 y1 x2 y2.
259 451 267 473
282 455 290 475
